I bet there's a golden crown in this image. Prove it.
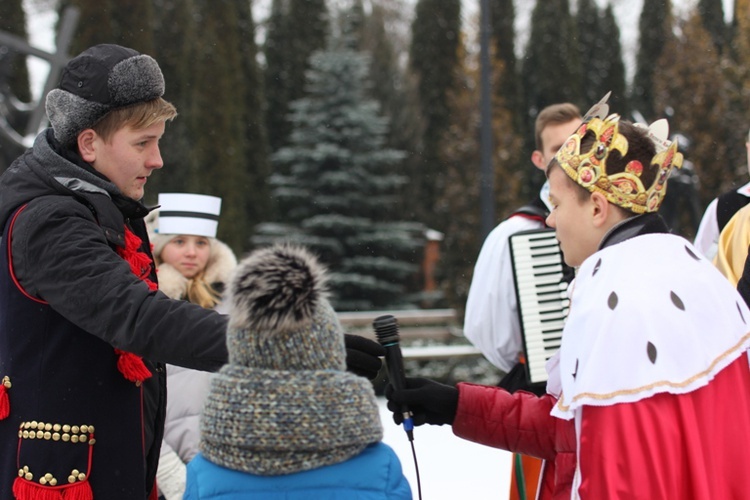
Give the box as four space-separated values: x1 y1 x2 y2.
554 104 683 214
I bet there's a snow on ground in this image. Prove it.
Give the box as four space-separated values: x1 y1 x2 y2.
378 397 512 500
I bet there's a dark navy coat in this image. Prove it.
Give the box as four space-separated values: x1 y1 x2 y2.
0 130 228 499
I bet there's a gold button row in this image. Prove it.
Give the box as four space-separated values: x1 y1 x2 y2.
19 421 94 434
17 465 86 485
18 430 95 444
18 421 96 445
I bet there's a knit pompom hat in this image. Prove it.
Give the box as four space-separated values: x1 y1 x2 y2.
46 44 165 145
200 244 383 475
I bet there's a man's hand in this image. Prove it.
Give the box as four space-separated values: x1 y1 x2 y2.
385 377 459 426
344 334 385 379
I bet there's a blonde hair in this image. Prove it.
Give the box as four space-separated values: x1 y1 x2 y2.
92 97 177 142
186 273 222 309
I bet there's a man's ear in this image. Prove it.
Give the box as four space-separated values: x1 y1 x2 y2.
77 129 97 163
590 192 610 227
531 150 546 170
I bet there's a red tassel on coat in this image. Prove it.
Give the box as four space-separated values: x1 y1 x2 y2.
114 349 152 384
0 376 10 420
12 476 93 500
117 227 157 290
112 226 156 383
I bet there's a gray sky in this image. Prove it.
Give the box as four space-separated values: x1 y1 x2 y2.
22 0 736 101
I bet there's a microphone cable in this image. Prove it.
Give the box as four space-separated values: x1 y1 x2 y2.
374 314 422 500
409 435 422 500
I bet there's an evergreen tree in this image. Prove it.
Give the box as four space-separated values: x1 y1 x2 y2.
653 12 726 234
185 0 254 253
237 0 272 232
439 38 523 312
521 0 581 115
574 0 625 112
698 0 726 54
576 0 603 106
599 5 628 115
58 0 116 56
256 29 425 311
110 0 155 55
631 0 673 121
147 0 199 198
0 0 32 103
263 0 292 152
263 0 328 152
486 0 526 224
520 0 580 196
491 0 522 131
356 1 424 221
409 0 461 230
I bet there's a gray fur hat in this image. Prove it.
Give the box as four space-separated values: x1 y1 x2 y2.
200 244 383 475
46 44 165 145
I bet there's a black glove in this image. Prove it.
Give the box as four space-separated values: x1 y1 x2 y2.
385 377 459 426
344 334 385 379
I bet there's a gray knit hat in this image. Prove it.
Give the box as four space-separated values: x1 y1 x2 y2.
200 244 383 475
46 43 165 145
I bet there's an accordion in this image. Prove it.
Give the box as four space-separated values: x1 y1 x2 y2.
509 229 571 384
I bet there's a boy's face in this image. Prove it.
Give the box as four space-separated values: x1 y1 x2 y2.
88 121 166 200
546 166 599 268
532 118 581 171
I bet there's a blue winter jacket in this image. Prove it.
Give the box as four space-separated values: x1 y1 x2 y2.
184 442 412 499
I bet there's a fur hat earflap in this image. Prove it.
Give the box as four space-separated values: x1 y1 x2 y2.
227 244 328 335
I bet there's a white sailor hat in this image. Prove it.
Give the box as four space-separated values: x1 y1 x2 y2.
156 193 222 238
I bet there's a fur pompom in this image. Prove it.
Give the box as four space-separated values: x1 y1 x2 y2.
228 244 328 333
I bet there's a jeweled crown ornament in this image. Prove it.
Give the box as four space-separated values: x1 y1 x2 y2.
554 93 684 214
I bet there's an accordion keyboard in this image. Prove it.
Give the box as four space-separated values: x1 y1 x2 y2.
509 229 570 384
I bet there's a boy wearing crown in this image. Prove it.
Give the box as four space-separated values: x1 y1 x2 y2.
386 106 750 499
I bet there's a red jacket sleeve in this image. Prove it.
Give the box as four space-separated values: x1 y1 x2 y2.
451 382 568 461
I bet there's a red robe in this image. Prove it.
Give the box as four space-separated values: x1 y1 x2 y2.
453 234 750 499
454 354 750 499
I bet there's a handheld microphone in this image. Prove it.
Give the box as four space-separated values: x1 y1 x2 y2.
373 314 414 441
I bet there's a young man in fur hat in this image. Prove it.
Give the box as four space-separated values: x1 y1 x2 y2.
0 44 384 500
386 104 750 499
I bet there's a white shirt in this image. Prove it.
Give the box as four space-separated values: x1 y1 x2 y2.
694 180 750 260
463 183 552 373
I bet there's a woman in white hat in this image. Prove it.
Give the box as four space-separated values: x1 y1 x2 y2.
148 193 237 500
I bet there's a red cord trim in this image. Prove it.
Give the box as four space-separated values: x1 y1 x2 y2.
11 432 94 499
7 205 47 304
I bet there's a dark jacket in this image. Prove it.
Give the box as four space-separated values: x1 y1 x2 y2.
0 130 229 499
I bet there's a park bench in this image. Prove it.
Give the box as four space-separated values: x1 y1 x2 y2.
337 308 482 360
